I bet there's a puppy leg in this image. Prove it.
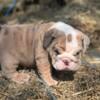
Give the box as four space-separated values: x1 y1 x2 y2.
1 55 30 84
36 57 58 86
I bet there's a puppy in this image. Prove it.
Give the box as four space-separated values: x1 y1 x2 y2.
0 22 90 86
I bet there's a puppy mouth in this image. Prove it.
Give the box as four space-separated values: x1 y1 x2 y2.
54 57 79 71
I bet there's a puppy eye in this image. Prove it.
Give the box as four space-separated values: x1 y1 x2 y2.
76 52 80 55
54 49 60 55
74 50 81 56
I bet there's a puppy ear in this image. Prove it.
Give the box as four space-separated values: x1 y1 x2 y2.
82 34 90 53
43 29 58 49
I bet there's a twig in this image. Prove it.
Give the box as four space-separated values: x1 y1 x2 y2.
81 59 97 68
36 78 57 100
72 88 94 96
0 91 9 97
89 61 100 64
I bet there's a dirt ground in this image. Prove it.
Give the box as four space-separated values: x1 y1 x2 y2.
0 0 100 100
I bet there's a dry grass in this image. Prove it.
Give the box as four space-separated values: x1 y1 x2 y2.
0 62 100 100
0 0 100 99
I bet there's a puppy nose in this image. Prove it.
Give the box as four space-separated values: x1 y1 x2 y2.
63 59 69 65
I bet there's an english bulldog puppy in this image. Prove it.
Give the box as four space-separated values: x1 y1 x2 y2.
0 22 90 86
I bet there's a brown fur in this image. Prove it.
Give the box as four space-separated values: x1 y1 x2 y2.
67 34 72 42
0 22 59 85
0 22 90 86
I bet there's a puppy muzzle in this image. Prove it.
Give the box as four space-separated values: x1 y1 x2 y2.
53 53 80 71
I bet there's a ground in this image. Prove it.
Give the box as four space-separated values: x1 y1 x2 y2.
0 0 100 100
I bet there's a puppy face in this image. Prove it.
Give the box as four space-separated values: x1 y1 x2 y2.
43 22 90 71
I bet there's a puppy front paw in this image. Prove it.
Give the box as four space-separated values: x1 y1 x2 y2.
11 72 30 84
45 78 58 86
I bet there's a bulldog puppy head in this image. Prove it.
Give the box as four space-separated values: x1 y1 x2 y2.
43 22 90 71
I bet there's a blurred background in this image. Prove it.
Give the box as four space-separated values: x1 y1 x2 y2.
0 0 100 100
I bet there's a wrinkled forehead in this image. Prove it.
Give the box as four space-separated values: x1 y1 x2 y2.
50 21 81 37
50 22 82 47
51 22 82 45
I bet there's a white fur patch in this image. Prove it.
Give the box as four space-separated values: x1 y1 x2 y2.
51 22 79 48
50 21 78 36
